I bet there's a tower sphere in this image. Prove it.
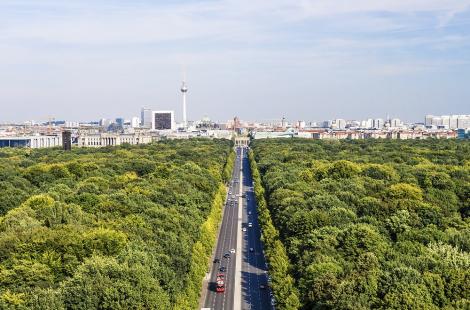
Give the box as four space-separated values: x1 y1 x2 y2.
181 82 188 93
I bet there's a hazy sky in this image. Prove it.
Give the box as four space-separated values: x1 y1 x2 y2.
1 0 470 123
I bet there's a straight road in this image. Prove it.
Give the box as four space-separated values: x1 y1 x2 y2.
201 146 272 310
239 148 273 310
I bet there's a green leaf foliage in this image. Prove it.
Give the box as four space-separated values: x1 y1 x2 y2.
0 139 234 309
250 138 470 309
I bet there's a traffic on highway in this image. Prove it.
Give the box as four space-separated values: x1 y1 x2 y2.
201 146 273 310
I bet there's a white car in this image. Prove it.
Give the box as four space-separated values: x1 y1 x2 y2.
230 249 236 254
248 211 252 215
242 227 247 232
248 222 253 228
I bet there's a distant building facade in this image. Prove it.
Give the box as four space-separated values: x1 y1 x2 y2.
0 135 62 149
425 114 470 129
78 133 152 147
141 108 152 128
152 111 175 131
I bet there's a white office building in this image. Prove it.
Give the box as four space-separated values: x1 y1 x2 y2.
374 118 384 129
99 118 112 128
425 115 434 127
390 118 402 128
425 114 470 129
0 135 62 149
334 119 347 129
78 133 152 147
457 115 470 129
450 115 459 129
362 119 374 129
131 117 140 128
141 108 152 128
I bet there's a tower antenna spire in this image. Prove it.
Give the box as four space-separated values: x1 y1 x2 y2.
180 68 188 130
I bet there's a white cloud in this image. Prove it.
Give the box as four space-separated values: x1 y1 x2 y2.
1 0 469 45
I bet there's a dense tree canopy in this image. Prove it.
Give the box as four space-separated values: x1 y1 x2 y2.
0 139 233 309
251 139 470 309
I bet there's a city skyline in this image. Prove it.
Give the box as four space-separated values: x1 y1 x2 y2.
1 1 470 123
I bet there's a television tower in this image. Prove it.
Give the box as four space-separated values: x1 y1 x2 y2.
181 75 188 129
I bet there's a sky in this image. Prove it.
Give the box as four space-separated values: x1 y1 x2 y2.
1 0 470 124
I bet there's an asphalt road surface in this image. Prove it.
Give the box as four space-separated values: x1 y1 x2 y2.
202 147 272 310
240 148 273 310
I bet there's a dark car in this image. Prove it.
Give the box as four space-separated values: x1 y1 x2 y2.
219 266 227 272
213 258 220 264
223 253 230 258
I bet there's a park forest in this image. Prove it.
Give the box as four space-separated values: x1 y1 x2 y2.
250 139 469 309
0 139 235 309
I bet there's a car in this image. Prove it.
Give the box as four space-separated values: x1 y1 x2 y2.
249 247 254 252
223 253 230 258
271 298 276 306
248 222 253 228
242 227 247 232
213 258 220 264
230 249 236 254
219 266 227 272
248 211 252 215
242 194 246 198
259 284 267 289
217 273 225 279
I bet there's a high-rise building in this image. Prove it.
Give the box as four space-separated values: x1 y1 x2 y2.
296 121 306 129
424 114 469 129
425 115 434 127
322 120 332 128
390 118 402 128
334 119 347 129
115 118 125 128
141 108 152 128
440 115 450 128
62 131 72 151
450 115 459 129
152 111 175 130
131 117 140 128
431 116 442 127
99 118 112 128
374 118 384 129
457 115 470 129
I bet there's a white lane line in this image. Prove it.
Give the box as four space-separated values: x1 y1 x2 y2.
233 148 243 310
